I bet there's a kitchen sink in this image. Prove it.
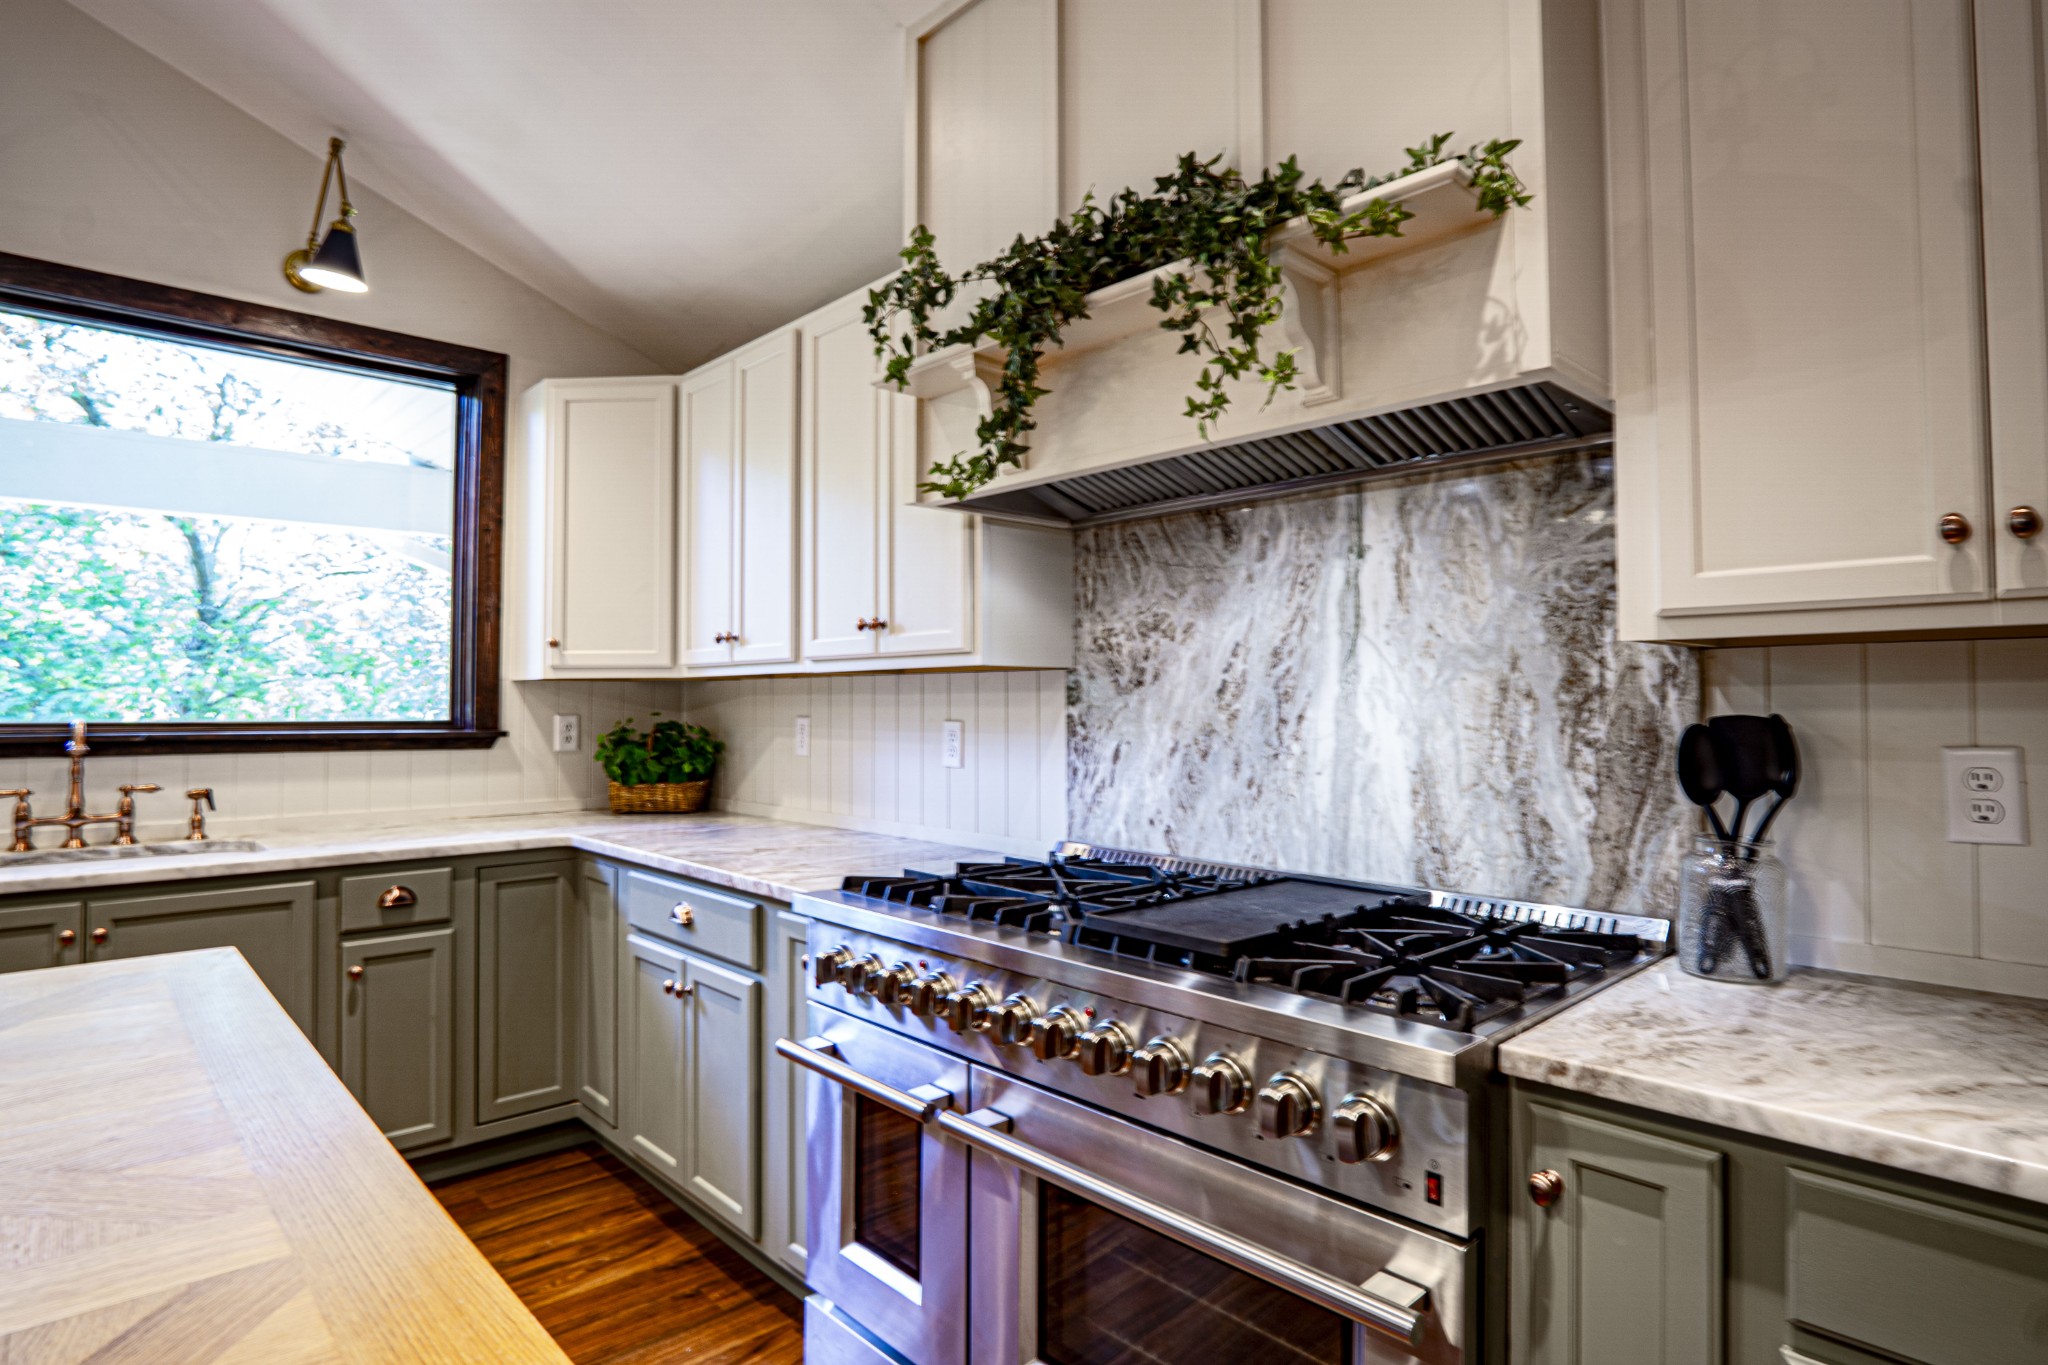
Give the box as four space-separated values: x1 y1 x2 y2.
2 839 264 867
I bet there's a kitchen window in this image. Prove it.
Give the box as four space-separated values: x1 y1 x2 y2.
0 253 505 754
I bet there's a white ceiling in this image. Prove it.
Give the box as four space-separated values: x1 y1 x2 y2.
68 0 931 370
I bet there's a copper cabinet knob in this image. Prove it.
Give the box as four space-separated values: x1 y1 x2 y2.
376 886 417 910
347 965 364 981
670 903 695 928
662 978 676 995
1528 1169 1566 1208
1939 513 1972 545
56 929 76 947
548 637 562 648
90 927 108 945
2011 506 2043 539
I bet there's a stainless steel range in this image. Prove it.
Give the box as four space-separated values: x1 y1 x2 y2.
783 843 1669 1365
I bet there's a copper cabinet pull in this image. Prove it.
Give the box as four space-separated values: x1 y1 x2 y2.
347 964 364 981
1939 513 1972 545
671 903 695 928
90 927 108 945
376 886 417 910
56 929 75 947
2011 506 2043 539
1528 1169 1565 1207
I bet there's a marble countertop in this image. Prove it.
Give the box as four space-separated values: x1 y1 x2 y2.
0 809 1004 904
1499 959 2048 1205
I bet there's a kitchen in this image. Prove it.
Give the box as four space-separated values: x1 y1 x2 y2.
0 1 2043 1363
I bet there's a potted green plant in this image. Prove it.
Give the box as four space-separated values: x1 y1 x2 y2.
594 715 724 814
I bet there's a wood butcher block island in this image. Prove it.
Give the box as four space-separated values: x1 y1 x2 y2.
0 948 568 1363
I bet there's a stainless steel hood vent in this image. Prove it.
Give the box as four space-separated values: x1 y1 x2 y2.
951 379 1612 528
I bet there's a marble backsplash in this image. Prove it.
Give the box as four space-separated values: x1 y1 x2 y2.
1067 454 1701 915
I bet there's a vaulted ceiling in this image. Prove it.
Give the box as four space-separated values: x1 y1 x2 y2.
67 0 930 370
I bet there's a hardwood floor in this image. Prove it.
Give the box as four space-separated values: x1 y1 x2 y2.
431 1144 803 1365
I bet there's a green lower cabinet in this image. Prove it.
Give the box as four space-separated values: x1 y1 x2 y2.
1513 1097 1724 1365
761 908 810 1277
574 862 619 1126
680 953 759 1237
476 861 576 1122
0 901 84 974
622 933 688 1181
339 926 455 1151
87 880 316 1032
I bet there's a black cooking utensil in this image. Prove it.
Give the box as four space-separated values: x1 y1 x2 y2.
1746 713 1801 847
1708 714 1778 845
1677 724 1732 842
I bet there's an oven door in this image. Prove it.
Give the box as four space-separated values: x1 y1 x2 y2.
952 1067 1472 1365
781 1004 970 1365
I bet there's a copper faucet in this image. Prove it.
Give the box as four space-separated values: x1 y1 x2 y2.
2 721 159 852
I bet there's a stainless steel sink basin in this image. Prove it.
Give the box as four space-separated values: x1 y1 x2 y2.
2 839 263 867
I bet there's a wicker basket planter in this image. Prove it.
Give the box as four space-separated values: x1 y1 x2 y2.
608 779 712 815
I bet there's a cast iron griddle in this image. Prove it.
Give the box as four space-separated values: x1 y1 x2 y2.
1070 877 1409 959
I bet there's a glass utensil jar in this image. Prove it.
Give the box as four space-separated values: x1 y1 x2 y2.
1676 836 1788 984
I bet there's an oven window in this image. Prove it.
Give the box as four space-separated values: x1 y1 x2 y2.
852 1094 922 1279
1038 1184 1350 1365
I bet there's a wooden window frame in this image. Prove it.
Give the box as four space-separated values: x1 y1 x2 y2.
0 251 507 755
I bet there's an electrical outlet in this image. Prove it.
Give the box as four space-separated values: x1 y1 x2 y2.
942 720 965 769
795 715 811 758
551 714 580 753
1944 746 2029 845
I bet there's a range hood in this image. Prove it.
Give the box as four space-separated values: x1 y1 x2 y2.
894 56 1613 529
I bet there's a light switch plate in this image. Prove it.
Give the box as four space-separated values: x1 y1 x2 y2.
795 716 811 758
1943 746 2028 845
942 720 965 769
551 714 580 753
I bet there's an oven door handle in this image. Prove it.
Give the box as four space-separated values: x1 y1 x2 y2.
937 1107 1430 1348
775 1036 954 1123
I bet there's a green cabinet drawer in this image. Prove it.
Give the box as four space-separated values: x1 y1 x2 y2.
338 866 453 934
618 867 761 970
1788 1169 2048 1365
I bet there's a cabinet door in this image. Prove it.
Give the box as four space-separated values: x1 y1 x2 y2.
0 901 84 974
339 926 455 1152
1513 1098 1724 1365
476 862 575 1123
732 328 800 665
547 379 678 670
762 910 810 1274
803 296 881 660
1636 0 1991 616
574 862 619 1126
621 932 687 1183
682 952 761 1236
680 360 738 667
88 881 315 1032
880 384 973 657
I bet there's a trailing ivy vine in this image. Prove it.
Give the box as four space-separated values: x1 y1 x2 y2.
866 134 1533 500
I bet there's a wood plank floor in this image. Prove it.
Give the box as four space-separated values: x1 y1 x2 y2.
431 1144 802 1365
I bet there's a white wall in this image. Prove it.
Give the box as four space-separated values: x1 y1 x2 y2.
0 0 676 839
1706 643 2048 1000
684 672 1067 858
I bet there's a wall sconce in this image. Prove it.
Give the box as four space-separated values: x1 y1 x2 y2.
283 137 368 294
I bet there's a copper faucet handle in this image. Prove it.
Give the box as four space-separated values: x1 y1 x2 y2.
186 788 215 809
0 789 28 800
118 784 161 796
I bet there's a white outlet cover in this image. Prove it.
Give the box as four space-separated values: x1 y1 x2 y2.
795 715 811 758
551 714 580 753
942 720 965 769
1943 746 2029 845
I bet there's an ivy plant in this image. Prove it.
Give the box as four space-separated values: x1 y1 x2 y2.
865 134 1533 500
594 715 724 786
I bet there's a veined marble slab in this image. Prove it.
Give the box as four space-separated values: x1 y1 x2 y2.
0 809 1003 904
1501 960 2048 1205
1069 454 1700 914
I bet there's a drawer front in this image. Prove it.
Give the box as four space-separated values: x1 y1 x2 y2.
339 867 454 934
1788 1168 2048 1365
618 867 760 969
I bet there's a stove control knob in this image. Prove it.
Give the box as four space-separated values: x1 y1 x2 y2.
1073 1022 1134 1077
1190 1053 1252 1116
1029 1007 1085 1063
813 946 853 989
907 971 957 1019
941 982 997 1034
865 961 918 1006
1332 1092 1400 1163
841 954 886 995
1255 1073 1321 1140
1130 1037 1189 1097
987 994 1041 1048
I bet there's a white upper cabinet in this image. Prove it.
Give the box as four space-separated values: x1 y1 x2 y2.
680 362 737 667
802 298 883 661
514 378 677 677
1610 0 2048 640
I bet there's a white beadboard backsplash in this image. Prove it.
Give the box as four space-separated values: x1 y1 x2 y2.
683 671 1067 858
0 680 677 844
1706 641 2048 999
